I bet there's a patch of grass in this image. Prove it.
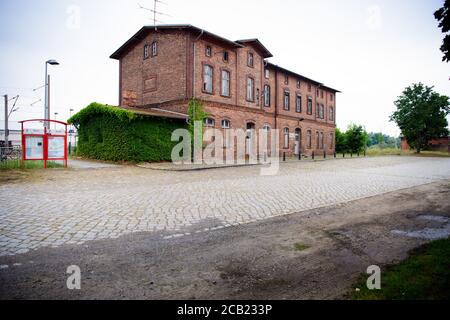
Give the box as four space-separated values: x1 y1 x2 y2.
293 243 311 251
350 237 450 300
365 147 450 157
0 160 64 170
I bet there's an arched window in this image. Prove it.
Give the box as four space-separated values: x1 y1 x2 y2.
204 118 215 127
263 124 271 132
307 130 312 149
320 132 324 149
316 132 320 149
221 119 230 129
284 128 289 149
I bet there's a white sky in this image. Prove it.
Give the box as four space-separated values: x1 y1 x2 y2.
0 0 449 136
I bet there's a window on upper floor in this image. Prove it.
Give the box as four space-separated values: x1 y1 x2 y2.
204 118 215 127
246 77 255 102
307 97 313 115
330 93 334 101
316 89 320 97
319 104 324 119
297 80 301 89
247 52 254 67
151 41 158 57
144 44 150 59
203 64 213 94
296 95 302 113
284 75 289 85
284 91 290 110
223 51 229 62
316 103 320 117
330 106 334 121
321 90 324 99
265 69 270 79
221 70 230 97
263 124 271 132
206 46 212 57
308 83 312 92
264 85 271 107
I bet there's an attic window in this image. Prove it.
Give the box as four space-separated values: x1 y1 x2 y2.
151 41 158 57
144 45 150 59
247 52 254 67
206 46 212 57
223 51 229 62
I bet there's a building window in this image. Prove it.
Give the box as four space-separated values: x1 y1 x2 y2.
206 46 212 57
263 124 271 132
296 95 302 113
284 75 289 85
316 103 320 117
265 69 270 79
221 70 230 97
320 132 324 149
297 80 301 89
284 128 289 149
246 77 255 102
316 132 320 149
307 97 313 115
284 91 290 110
316 89 320 97
204 118 215 127
151 41 158 57
307 130 312 149
221 119 230 129
247 52 254 67
329 133 334 149
330 93 334 101
319 104 324 119
203 64 213 94
321 90 324 99
223 51 229 62
308 83 312 92
330 107 334 121
144 44 150 59
264 85 271 107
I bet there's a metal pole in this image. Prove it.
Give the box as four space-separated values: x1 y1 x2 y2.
47 75 51 130
44 62 48 129
4 95 8 148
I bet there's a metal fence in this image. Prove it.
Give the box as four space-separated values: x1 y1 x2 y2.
0 146 22 162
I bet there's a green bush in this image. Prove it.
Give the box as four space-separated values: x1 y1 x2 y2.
68 102 187 162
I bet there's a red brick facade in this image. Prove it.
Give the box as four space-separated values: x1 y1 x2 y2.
111 25 340 157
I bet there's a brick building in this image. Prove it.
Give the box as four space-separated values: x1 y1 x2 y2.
110 25 340 157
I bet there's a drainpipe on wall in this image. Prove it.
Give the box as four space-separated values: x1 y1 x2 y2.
192 29 204 99
274 68 278 131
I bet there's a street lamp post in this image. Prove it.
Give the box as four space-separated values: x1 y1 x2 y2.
54 112 59 130
44 59 59 129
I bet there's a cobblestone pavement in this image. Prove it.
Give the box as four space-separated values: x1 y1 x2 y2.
1 157 449 257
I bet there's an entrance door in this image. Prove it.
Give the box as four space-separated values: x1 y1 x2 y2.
246 123 256 156
295 128 301 155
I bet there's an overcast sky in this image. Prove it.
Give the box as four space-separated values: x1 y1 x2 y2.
0 0 448 135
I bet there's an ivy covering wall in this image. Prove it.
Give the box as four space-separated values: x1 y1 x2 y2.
68 103 187 162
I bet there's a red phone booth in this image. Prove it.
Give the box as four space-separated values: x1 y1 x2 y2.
20 119 68 168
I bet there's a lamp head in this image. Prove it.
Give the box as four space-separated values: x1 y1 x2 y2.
47 59 60 66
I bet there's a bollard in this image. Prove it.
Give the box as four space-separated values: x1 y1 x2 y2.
283 152 286 162
351 153 353 158
312 151 315 160
364 150 366 157
324 151 326 159
343 153 345 158
334 152 336 159
298 150 302 161
264 152 267 163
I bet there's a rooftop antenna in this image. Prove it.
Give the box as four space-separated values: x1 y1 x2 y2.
138 0 170 30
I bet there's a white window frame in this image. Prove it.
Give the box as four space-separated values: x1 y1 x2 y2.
221 70 230 97
204 118 215 127
203 65 213 94
247 77 255 101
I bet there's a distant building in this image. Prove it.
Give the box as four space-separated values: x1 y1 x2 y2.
401 136 450 153
0 129 21 147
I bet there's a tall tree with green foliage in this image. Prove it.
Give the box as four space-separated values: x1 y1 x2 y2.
187 99 208 158
390 83 449 153
335 128 347 153
345 124 369 154
435 0 450 62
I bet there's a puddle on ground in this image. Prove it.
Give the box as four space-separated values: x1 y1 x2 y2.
391 215 450 240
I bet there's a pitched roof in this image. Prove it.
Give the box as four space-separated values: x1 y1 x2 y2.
110 24 244 60
235 39 273 58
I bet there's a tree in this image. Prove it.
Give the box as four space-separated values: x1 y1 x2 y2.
390 83 449 153
335 128 347 153
345 124 368 154
435 0 450 62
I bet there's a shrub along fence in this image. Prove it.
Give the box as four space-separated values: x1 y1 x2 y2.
68 103 187 162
